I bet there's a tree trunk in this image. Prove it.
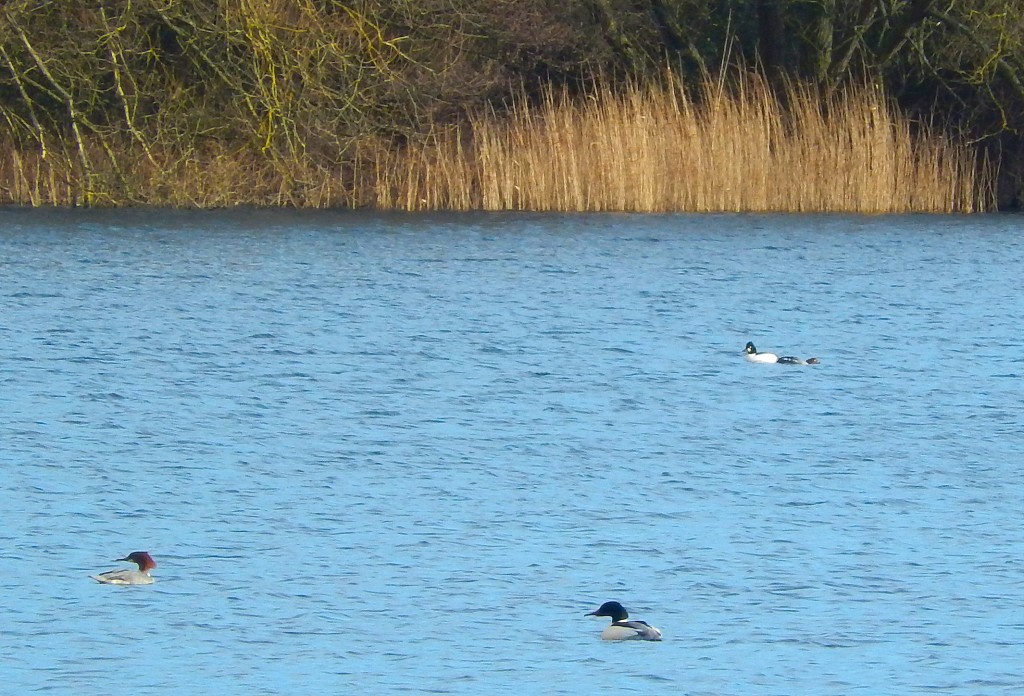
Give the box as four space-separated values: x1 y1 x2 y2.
811 0 835 86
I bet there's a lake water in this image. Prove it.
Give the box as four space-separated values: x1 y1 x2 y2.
1 209 1022 695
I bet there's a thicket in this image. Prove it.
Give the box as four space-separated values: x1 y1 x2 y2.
0 1 1020 208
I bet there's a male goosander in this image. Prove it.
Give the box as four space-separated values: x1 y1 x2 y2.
744 342 819 365
586 601 662 641
90 551 157 585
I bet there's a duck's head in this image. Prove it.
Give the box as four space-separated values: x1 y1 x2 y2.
806 357 820 365
586 601 629 622
117 551 157 572
744 342 757 355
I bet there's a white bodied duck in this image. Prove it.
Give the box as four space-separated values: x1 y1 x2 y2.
586 601 662 641
90 551 157 585
744 341 819 365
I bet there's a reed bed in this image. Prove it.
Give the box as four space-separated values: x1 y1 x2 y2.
0 137 358 208
0 74 993 211
375 75 993 213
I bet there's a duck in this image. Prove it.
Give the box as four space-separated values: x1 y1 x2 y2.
586 601 662 641
744 342 819 365
778 356 821 366
90 551 157 585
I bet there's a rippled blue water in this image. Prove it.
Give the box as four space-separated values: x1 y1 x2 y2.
1 209 1022 694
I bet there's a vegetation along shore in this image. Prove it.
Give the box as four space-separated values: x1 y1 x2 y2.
1 1 1020 211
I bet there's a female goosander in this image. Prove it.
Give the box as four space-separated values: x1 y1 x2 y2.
586 601 662 641
90 551 157 585
744 342 819 365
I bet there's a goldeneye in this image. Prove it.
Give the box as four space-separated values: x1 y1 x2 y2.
744 342 819 365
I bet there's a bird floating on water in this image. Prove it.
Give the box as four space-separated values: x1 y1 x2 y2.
90 551 157 585
744 341 820 365
586 601 662 641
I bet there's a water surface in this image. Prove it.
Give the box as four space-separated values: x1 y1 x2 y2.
1 209 1021 694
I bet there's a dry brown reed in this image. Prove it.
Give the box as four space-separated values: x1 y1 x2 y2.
0 73 994 211
0 136 358 208
374 74 993 213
